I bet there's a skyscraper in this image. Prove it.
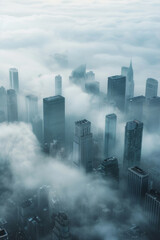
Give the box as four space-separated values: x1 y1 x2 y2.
144 190 160 233
104 113 117 158
43 95 65 150
96 157 119 183
0 87 7 121
145 97 160 132
145 78 158 99
127 96 146 122
26 94 38 123
128 166 148 204
55 75 62 96
7 89 18 122
121 61 134 99
107 75 126 111
9 68 19 92
73 119 93 172
85 81 100 95
123 120 143 170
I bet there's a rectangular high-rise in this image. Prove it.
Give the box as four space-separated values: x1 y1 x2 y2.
0 87 7 121
73 119 93 172
107 75 126 111
9 68 19 92
123 120 143 170
145 78 158 99
7 89 18 122
104 113 117 158
43 95 65 150
127 96 146 122
144 190 160 233
55 75 62 96
26 94 38 123
128 166 148 204
121 61 134 99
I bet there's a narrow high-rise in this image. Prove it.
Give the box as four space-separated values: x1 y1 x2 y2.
73 119 93 172
107 75 126 111
104 113 117 158
7 89 18 122
9 68 19 92
43 95 65 150
0 87 7 121
26 94 38 123
55 75 62 96
127 96 146 122
128 166 148 204
144 190 160 233
145 78 158 99
123 120 143 170
121 61 134 99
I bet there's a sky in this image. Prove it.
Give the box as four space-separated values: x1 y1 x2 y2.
0 0 160 96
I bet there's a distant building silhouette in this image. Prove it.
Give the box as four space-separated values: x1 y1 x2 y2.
145 78 158 99
85 81 99 95
73 119 93 172
0 87 7 121
121 61 134 99
9 68 19 92
43 95 65 150
86 71 95 82
55 75 62 96
7 89 18 122
123 120 143 170
104 113 117 158
69 64 86 88
107 75 126 111
25 94 38 123
145 97 160 132
128 166 148 204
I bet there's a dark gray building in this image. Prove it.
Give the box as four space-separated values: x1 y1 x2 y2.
9 68 19 92
96 157 119 183
123 120 143 170
144 190 160 233
107 75 126 111
128 166 148 204
55 75 62 96
145 97 160 132
69 64 86 88
7 89 18 122
121 61 134 99
43 95 65 150
145 78 158 99
73 119 93 172
25 94 38 123
104 113 117 158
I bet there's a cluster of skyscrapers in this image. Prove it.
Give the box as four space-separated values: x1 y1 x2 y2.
0 61 160 239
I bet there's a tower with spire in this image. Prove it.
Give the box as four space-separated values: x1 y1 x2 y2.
121 60 134 99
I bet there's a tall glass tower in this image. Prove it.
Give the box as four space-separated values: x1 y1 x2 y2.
123 120 143 170
7 89 18 122
9 68 19 92
104 113 117 158
73 119 93 172
43 95 65 150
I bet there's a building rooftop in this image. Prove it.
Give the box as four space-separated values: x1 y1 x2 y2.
106 113 117 119
126 120 143 130
108 75 125 80
129 166 148 176
147 78 158 84
148 189 160 202
9 68 18 72
26 94 38 101
75 119 90 126
129 95 145 102
43 95 64 103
